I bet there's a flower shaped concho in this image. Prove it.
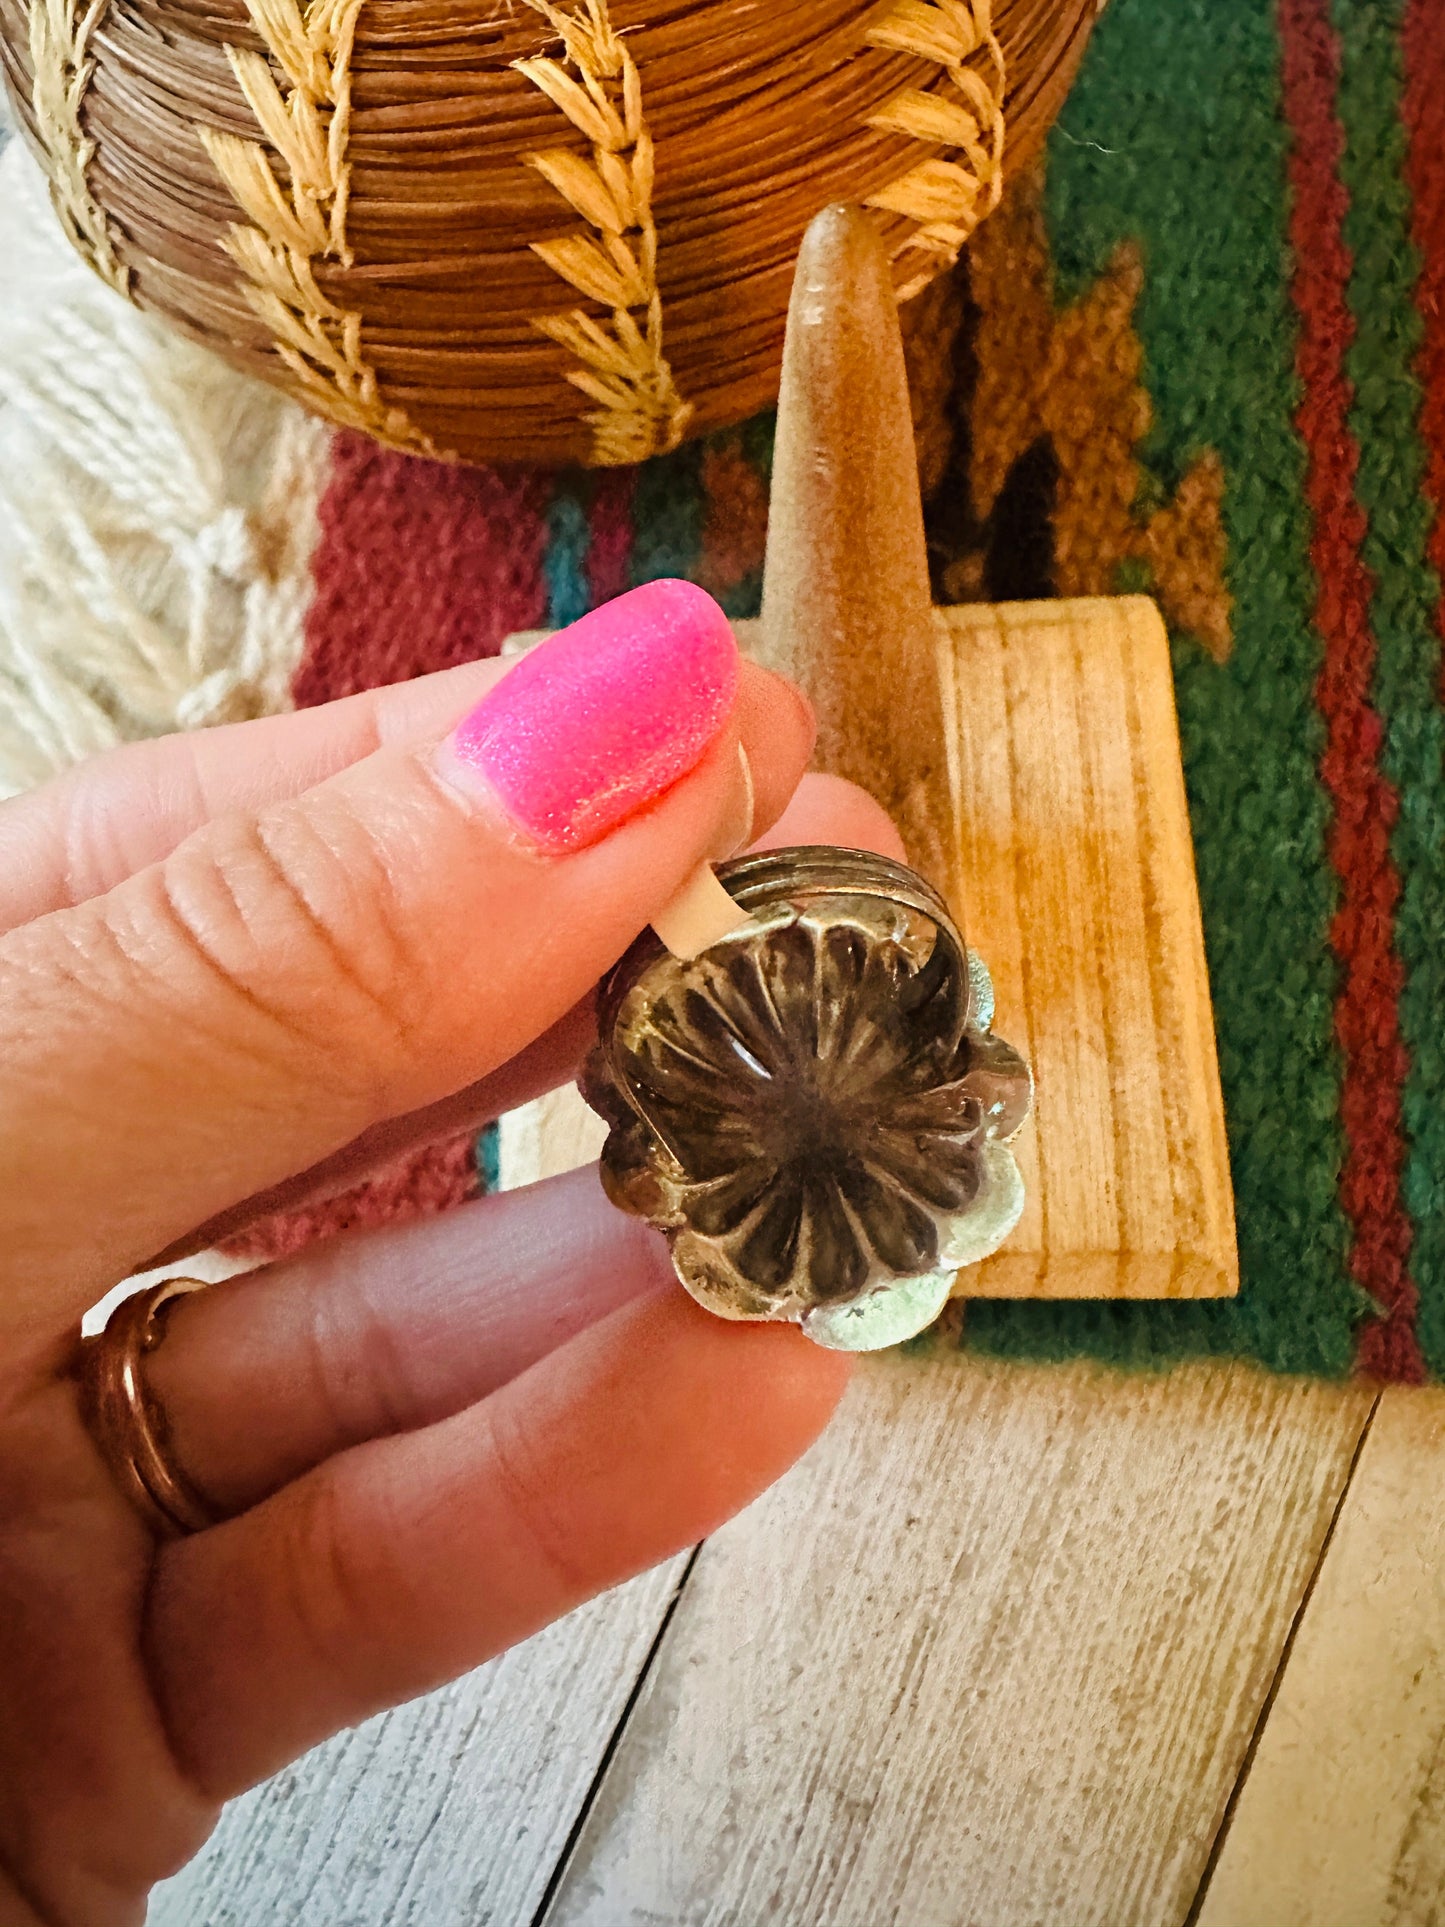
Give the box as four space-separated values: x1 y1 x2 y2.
582 847 1032 1351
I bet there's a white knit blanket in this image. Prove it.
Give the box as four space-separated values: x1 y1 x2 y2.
0 137 331 797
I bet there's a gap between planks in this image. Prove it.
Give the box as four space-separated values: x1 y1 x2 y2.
1193 1386 1445 1927
539 1357 1373 1927
528 1545 704 1927
1183 1389 1383 1927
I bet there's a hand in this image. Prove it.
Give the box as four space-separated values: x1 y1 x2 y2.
0 582 903 1926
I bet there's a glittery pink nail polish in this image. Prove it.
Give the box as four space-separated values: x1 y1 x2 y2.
441 579 739 852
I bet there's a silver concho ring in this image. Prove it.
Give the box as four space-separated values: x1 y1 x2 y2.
581 847 1033 1352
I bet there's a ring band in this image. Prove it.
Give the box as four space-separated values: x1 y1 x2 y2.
74 1279 217 1539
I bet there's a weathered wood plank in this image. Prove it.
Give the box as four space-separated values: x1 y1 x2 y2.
149 1560 686 1927
543 1359 1372 1927
1195 1389 1445 1927
935 597 1236 1299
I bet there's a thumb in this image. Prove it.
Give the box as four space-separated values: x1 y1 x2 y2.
0 582 814 1335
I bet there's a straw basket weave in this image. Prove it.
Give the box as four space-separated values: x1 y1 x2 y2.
0 0 1093 468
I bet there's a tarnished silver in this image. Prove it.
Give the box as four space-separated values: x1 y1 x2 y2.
582 847 1033 1351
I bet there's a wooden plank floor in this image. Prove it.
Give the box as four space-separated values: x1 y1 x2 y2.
149 1558 690 1927
150 1075 1441 1926
1196 1390 1445 1927
151 1055 1398 1927
540 1357 1371 1927
152 1319 1392 1926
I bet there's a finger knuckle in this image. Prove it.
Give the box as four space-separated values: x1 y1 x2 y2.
274 1468 414 1685
300 1277 418 1457
143 804 423 1102
484 1403 592 1597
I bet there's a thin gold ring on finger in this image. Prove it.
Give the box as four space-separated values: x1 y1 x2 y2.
74 1279 218 1539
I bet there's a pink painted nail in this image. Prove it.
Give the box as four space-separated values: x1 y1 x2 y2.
441 579 739 852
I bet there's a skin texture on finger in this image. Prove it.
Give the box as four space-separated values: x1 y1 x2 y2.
148 1290 852 1800
143 1000 597 1269
149 771 905 1266
0 662 814 1350
0 651 810 937
748 768 907 860
0 662 503 936
148 1165 674 1515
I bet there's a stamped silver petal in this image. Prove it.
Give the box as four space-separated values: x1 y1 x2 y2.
799 1167 872 1302
938 1139 1026 1271
867 1120 982 1213
682 1159 778 1237
844 1158 942 1274
966 948 995 1031
586 849 1034 1334
959 1030 1034 1143
802 1267 956 1352
729 1169 808 1295
595 1113 681 1226
670 1234 786 1322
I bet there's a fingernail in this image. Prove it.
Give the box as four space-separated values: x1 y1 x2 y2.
439 580 739 852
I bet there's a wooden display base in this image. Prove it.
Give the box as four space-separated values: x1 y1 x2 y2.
930 595 1236 1298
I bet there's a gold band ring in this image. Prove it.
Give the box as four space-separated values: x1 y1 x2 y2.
74 1279 217 1539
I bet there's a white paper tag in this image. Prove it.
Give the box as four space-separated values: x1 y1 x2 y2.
652 864 756 959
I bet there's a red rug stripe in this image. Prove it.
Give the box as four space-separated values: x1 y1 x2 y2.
1278 0 1423 1379
697 438 770 600
223 1136 480 1263
227 439 554 1252
294 436 553 705
1403 0 1445 662
585 468 638 607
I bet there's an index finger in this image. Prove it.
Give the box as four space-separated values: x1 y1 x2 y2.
149 1289 852 1799
0 587 815 1339
0 659 502 934
148 770 903 1269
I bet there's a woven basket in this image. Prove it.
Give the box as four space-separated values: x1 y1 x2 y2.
0 0 1093 468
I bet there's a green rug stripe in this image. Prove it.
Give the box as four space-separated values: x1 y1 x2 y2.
628 441 707 590
965 0 1358 1373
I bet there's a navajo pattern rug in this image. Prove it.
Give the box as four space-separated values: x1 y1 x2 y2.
194 0 1445 1384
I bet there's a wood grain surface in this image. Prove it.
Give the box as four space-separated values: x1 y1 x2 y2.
1196 1389 1445 1927
541 1360 1372 1927
755 204 956 889
148 1560 690 1927
934 597 1236 1300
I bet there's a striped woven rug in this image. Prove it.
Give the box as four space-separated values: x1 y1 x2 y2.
246 0 1445 1386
